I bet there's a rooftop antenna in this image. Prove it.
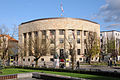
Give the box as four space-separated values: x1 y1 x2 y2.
60 0 64 17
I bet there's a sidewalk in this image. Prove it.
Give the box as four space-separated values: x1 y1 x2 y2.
79 65 120 73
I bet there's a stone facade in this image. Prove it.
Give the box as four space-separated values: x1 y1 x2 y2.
18 17 100 66
100 30 120 61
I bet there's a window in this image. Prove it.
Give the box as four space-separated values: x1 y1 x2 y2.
50 30 55 35
50 58 54 62
34 31 38 37
101 39 103 42
84 49 87 54
84 39 86 44
28 32 32 37
79 58 82 61
77 30 80 35
23 33 26 39
60 49 64 55
77 38 80 44
60 49 64 59
84 31 87 36
59 38 64 43
69 29 74 35
41 58 44 61
42 30 46 35
77 49 80 55
23 59 25 61
28 58 30 62
59 30 64 35
69 49 73 55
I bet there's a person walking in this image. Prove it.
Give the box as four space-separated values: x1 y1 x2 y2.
76 60 80 69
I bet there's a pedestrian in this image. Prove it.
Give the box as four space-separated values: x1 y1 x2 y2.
114 60 117 66
76 60 80 69
110 58 112 67
108 58 110 66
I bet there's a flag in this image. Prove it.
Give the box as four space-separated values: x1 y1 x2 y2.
61 3 64 13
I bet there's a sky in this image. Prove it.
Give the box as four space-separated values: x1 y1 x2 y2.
0 0 120 34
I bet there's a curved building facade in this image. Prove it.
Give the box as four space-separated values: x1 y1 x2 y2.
19 17 100 66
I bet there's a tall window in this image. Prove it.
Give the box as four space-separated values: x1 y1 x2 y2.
60 49 64 56
42 30 46 35
59 38 64 43
68 29 74 35
84 49 87 54
77 38 80 44
77 30 80 35
84 39 86 44
59 29 65 35
50 30 55 35
77 49 80 55
84 31 87 36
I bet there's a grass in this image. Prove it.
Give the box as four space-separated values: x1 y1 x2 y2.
0 68 120 80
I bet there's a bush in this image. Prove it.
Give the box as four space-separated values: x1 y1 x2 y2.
9 66 120 78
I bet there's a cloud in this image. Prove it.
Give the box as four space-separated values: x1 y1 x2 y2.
98 0 120 23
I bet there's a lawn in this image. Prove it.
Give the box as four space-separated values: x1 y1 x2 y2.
0 68 119 80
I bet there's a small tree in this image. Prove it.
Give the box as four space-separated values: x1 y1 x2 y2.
28 33 50 67
107 38 118 60
85 32 100 64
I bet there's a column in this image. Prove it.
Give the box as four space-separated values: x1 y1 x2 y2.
26 33 29 57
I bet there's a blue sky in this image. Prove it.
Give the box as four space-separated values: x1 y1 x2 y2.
0 0 120 33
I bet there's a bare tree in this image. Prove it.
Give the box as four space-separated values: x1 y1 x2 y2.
24 31 51 67
0 24 18 66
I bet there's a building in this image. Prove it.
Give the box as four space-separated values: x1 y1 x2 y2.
18 17 100 67
0 35 18 65
100 30 120 61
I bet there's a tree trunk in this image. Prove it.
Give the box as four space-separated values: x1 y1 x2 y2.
35 59 39 67
88 57 91 64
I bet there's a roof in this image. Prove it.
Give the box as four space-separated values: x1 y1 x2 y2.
20 17 99 25
0 35 18 42
101 30 120 33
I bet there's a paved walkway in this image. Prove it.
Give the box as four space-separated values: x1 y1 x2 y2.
79 65 120 73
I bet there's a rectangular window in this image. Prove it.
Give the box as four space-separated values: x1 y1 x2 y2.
50 58 54 62
60 49 64 56
77 49 80 55
77 38 80 44
79 58 82 61
23 33 26 39
84 31 87 36
59 38 64 43
28 58 30 62
34 31 38 37
84 49 87 54
23 59 25 61
77 30 80 35
84 39 86 44
69 49 73 55
41 58 44 61
59 29 65 35
28 32 32 37
68 29 74 35
42 30 46 35
50 30 55 35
